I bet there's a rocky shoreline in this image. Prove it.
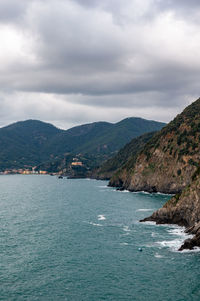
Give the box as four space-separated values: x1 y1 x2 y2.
140 172 200 251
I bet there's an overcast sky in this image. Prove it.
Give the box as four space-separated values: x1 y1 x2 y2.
0 0 199 129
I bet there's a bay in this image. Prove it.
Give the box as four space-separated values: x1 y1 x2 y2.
1 175 200 301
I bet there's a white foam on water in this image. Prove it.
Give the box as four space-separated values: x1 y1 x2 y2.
156 192 174 196
180 247 200 253
123 226 131 232
136 209 153 212
156 239 183 250
88 222 103 227
154 253 164 258
143 221 157 226
156 225 193 252
167 227 186 236
139 191 150 194
121 232 130 236
98 215 106 221
143 221 197 252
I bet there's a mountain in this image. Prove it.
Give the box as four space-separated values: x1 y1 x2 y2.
93 131 156 180
43 121 112 157
0 120 62 169
44 117 165 157
0 118 165 171
109 98 200 194
78 117 166 154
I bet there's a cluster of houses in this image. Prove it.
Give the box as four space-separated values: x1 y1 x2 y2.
0 158 85 176
0 168 47 175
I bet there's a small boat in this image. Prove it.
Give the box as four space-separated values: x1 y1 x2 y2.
58 175 63 179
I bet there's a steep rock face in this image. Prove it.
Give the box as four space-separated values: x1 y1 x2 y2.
110 98 200 193
142 170 200 227
141 168 200 250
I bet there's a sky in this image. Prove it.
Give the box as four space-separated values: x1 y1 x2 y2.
0 0 200 129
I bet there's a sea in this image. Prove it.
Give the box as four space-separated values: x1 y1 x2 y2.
1 175 200 301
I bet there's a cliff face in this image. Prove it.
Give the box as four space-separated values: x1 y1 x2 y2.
142 168 200 250
110 98 200 194
109 98 200 250
143 169 200 227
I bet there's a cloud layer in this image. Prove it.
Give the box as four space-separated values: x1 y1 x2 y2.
0 0 199 128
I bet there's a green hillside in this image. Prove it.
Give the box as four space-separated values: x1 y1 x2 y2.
74 117 165 154
94 131 156 180
0 120 62 169
0 118 165 171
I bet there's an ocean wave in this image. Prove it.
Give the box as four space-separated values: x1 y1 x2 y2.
142 221 157 226
154 253 164 258
156 239 184 251
156 238 200 253
123 226 131 232
132 191 150 195
88 222 103 227
156 192 175 196
121 232 130 236
120 242 129 246
117 189 130 193
156 225 193 252
131 190 174 196
143 221 196 252
167 227 186 236
98 215 106 221
181 247 200 253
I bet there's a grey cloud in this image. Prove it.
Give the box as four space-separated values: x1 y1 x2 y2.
158 0 200 10
0 0 29 23
0 0 199 128
70 0 100 8
155 0 200 24
0 90 192 130
72 0 200 15
3 55 200 100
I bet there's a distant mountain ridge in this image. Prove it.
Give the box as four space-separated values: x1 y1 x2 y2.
0 117 165 170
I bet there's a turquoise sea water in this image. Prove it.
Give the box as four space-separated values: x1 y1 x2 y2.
1 175 200 301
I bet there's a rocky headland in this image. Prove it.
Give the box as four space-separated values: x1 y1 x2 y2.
141 168 200 250
109 98 200 250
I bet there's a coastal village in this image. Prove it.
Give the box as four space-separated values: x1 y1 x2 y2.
0 158 84 176
0 167 48 175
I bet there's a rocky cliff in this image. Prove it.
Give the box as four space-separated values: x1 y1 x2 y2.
109 98 200 194
109 98 200 250
142 166 200 250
